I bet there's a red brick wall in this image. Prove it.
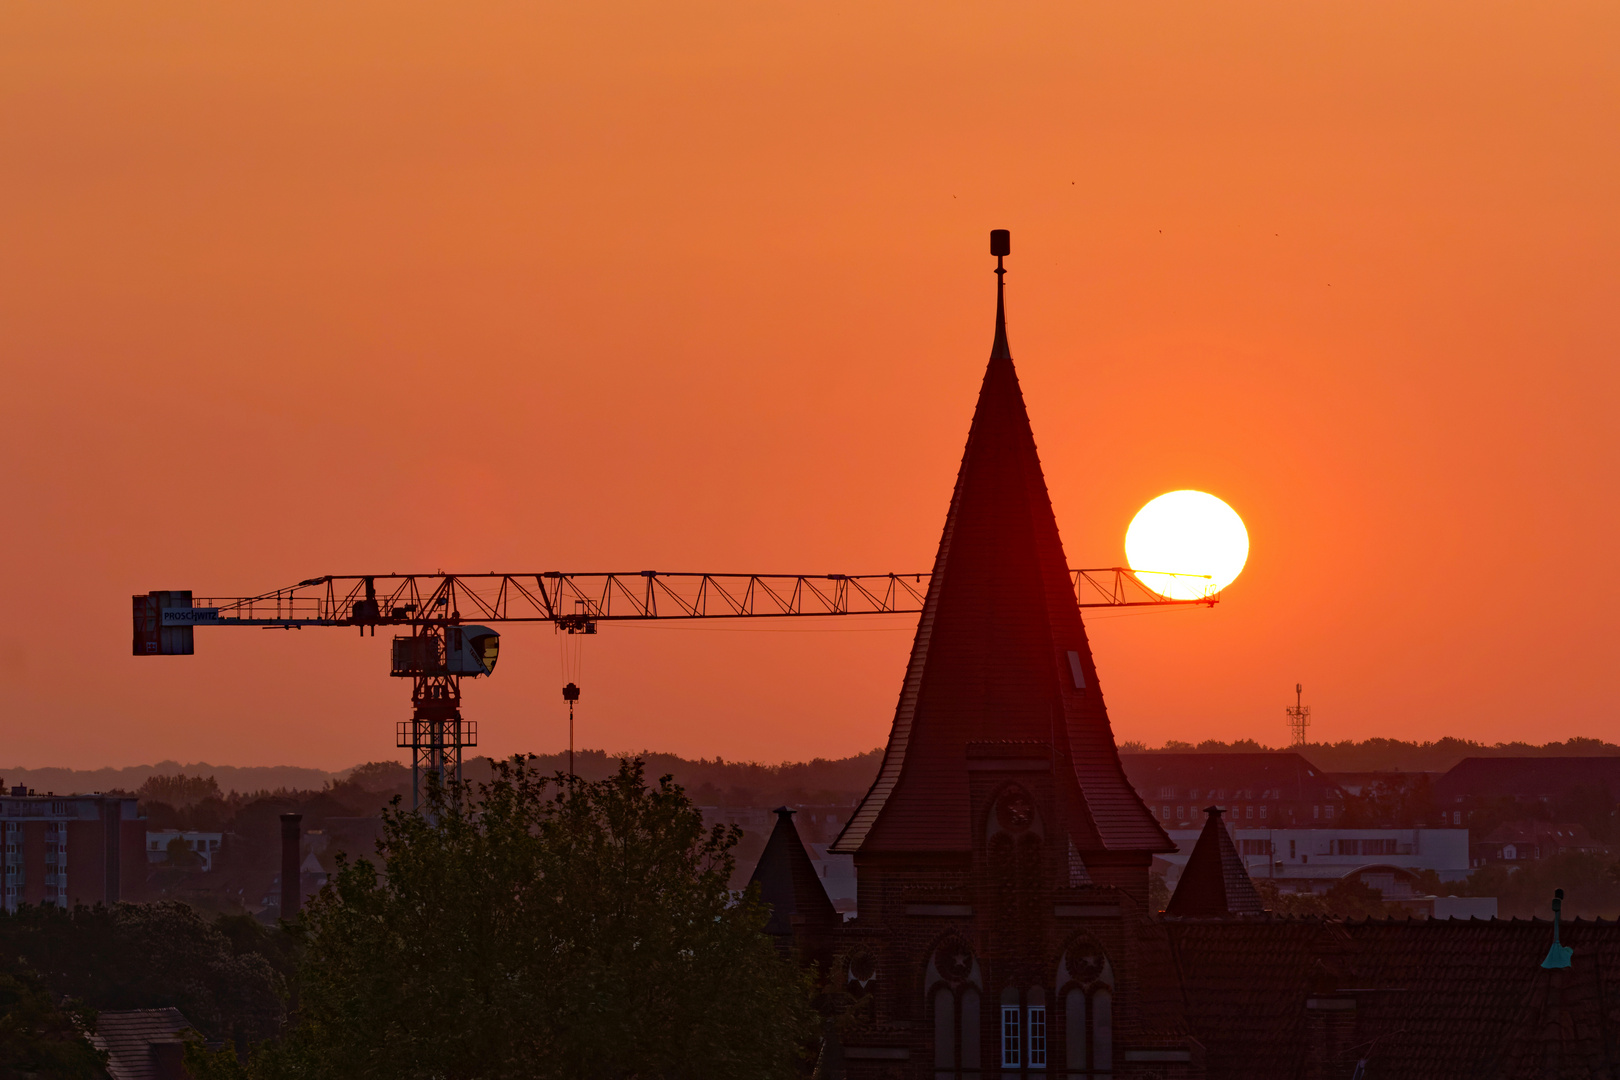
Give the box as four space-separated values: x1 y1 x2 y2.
837 761 1191 1080
65 819 106 906
120 818 149 902
21 822 46 905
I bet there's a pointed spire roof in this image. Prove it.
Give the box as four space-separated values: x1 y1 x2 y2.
832 231 1170 856
1165 807 1264 917
748 808 839 943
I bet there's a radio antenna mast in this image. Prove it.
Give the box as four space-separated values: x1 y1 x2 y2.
1285 683 1311 747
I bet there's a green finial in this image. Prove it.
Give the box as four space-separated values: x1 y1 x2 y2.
1541 888 1573 970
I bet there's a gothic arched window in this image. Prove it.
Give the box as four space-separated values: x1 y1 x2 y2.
1058 941 1114 1076
924 939 981 1078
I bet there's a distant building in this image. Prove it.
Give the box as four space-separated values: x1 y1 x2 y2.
146 829 223 871
0 785 143 912
1474 821 1611 866
1121 752 1348 829
1435 756 1620 807
1156 825 1471 894
807 842 856 914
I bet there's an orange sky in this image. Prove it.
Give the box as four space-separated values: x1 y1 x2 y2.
2 2 1617 770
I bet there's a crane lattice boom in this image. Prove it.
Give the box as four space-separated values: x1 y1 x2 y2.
132 567 1214 806
154 567 1216 634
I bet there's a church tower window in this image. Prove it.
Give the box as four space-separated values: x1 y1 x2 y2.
926 940 981 1078
1059 942 1115 1076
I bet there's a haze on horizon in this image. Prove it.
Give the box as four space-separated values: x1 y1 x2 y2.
2 1 1616 771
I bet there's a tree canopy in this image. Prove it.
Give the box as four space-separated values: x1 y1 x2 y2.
0 959 107 1080
0 901 288 1048
212 757 814 1080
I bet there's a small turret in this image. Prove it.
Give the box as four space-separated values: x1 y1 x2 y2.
747 808 839 966
1165 806 1264 917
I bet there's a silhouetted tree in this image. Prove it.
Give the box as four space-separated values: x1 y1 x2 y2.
1341 774 1439 828
0 959 107 1080
1255 878 1393 918
0 902 286 1046
166 835 204 871
138 773 224 809
203 757 814 1080
1464 852 1620 919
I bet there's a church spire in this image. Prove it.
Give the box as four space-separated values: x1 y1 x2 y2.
832 232 1171 857
991 228 1011 361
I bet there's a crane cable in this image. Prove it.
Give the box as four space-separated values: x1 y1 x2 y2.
558 609 588 780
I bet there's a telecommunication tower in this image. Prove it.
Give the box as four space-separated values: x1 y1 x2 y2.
1285 683 1311 747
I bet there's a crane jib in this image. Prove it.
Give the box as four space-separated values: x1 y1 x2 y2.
129 567 1217 808
132 568 1217 656
140 568 1216 629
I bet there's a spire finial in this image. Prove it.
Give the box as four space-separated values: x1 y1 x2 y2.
1542 888 1573 969
990 229 1011 360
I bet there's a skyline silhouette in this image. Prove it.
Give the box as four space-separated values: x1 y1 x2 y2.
2 2 1616 768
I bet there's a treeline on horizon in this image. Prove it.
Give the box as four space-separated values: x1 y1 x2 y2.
8 736 1620 806
0 749 890 810
1117 735 1620 774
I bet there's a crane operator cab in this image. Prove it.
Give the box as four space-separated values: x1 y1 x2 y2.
447 626 500 676
390 626 500 678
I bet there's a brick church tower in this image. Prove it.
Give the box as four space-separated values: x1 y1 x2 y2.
829 231 1201 1079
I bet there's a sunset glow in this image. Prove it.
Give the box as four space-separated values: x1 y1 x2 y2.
1125 491 1249 601
0 2 1613 764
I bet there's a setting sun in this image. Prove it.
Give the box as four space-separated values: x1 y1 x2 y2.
1125 491 1250 600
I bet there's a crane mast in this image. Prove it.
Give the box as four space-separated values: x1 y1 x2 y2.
134 568 1217 805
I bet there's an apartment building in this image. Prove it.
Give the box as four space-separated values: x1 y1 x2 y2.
1 785 144 911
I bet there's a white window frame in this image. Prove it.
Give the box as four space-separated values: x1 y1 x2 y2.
1027 1004 1047 1068
1001 1004 1022 1067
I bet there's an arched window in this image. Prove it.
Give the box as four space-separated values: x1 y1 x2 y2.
1058 942 1114 1076
925 940 981 1079
961 985 980 1069
934 985 955 1068
1093 987 1112 1073
1064 986 1086 1069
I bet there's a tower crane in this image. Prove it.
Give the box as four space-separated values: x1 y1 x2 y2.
133 567 1217 805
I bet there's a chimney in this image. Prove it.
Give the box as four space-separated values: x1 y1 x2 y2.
280 813 303 918
150 1039 187 1080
